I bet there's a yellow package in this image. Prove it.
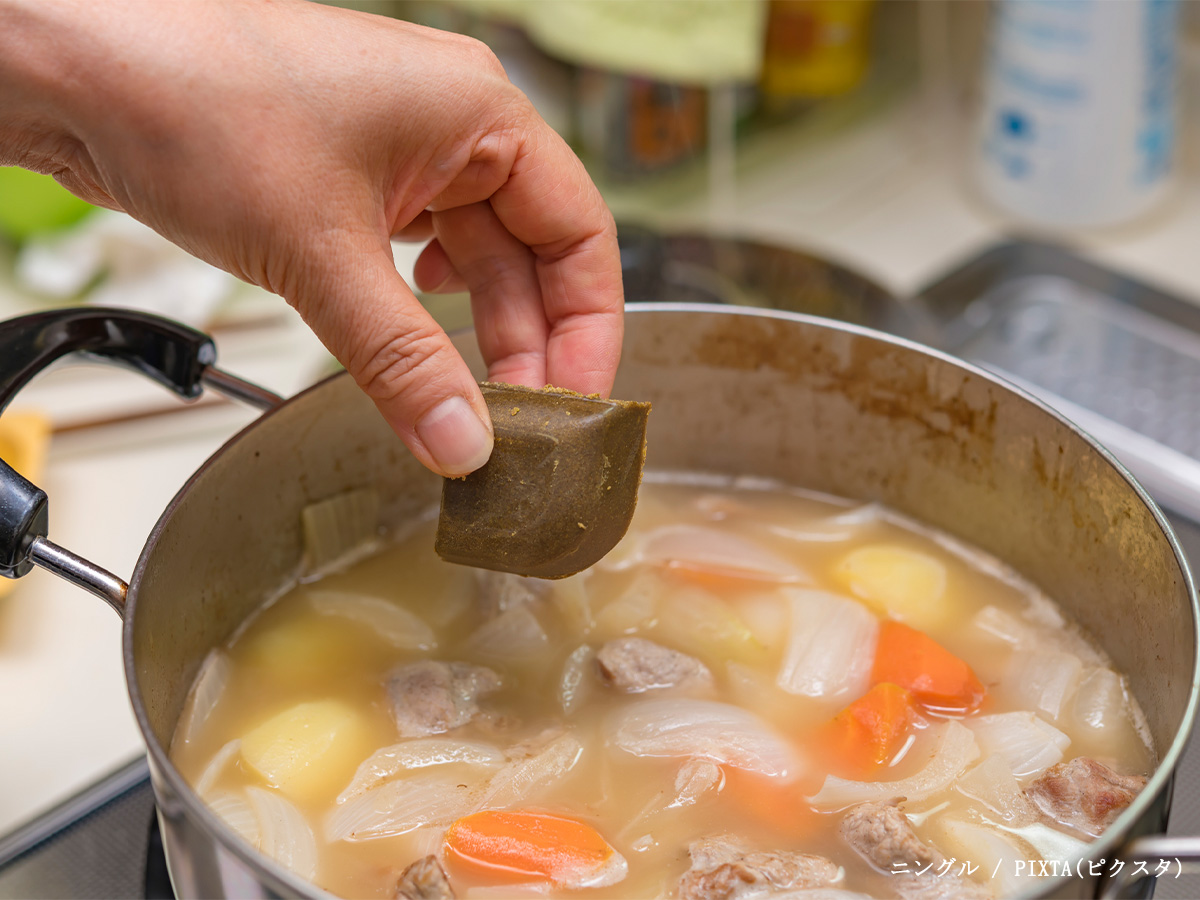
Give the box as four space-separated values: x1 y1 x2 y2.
0 410 52 597
761 0 875 99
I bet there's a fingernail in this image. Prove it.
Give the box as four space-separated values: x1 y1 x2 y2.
417 396 493 476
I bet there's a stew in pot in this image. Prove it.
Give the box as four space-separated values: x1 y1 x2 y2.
169 474 1152 899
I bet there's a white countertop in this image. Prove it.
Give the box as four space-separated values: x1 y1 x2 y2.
2 91 1199 840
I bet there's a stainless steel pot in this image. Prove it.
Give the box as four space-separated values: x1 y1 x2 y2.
0 305 1195 900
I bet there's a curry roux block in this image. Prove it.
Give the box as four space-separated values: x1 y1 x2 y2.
435 383 650 579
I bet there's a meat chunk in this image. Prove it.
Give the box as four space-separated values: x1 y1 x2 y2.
1026 757 1147 837
841 802 990 900
474 569 546 619
387 661 501 737
395 856 454 900
678 835 840 900
596 637 713 693
840 801 937 872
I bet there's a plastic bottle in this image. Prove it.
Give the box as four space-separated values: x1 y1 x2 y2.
975 0 1179 230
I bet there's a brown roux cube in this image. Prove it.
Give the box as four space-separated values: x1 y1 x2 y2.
435 383 650 579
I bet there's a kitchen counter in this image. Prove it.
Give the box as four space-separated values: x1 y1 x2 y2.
2 91 1199 855
0 307 332 837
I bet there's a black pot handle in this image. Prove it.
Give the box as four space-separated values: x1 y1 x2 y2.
0 308 283 612
0 307 218 415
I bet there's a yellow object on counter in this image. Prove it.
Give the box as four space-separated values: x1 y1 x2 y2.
760 0 875 99
0 410 51 484
0 410 52 598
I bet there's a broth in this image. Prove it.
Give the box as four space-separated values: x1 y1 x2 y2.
171 475 1154 899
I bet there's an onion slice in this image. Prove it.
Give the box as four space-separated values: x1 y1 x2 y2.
307 590 436 651
1002 821 1089 871
763 504 884 544
1005 649 1083 721
1069 668 1130 735
611 698 799 779
601 525 807 584
326 768 486 842
246 786 318 882
807 720 978 809
478 733 584 810
934 817 1033 899
694 493 882 544
549 574 595 638
559 645 596 715
300 488 379 573
956 755 1039 826
177 650 231 745
195 739 242 799
207 791 260 845
972 606 1038 649
968 712 1070 779
336 738 504 804
777 589 878 701
625 759 724 837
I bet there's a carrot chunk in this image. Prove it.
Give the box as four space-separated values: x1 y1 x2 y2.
871 621 985 714
821 682 918 777
444 810 626 889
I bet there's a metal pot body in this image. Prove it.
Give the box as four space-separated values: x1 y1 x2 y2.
112 306 1197 899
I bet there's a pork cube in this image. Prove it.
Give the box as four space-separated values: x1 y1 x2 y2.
387 661 502 738
678 835 840 900
395 855 454 900
840 801 937 872
1026 757 1147 837
841 802 991 900
596 637 713 693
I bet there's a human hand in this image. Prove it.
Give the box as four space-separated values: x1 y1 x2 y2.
0 0 623 477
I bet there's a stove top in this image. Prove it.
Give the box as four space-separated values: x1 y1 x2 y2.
0 756 172 899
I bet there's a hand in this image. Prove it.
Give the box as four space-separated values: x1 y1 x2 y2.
0 0 624 477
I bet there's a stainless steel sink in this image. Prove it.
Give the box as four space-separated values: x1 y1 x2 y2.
917 241 1200 525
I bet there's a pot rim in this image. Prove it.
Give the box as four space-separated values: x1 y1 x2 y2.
123 303 1200 898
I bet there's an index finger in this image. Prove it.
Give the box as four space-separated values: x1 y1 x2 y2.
488 128 624 397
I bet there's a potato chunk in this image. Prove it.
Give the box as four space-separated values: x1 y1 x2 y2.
241 616 365 687
656 587 762 666
241 700 370 802
836 544 948 629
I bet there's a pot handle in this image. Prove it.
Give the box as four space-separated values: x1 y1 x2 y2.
1097 834 1200 898
0 307 284 615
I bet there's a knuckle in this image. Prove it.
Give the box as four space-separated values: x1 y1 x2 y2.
461 36 508 79
351 326 453 405
441 32 506 80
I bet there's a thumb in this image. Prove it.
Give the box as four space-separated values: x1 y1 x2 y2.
292 238 494 478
